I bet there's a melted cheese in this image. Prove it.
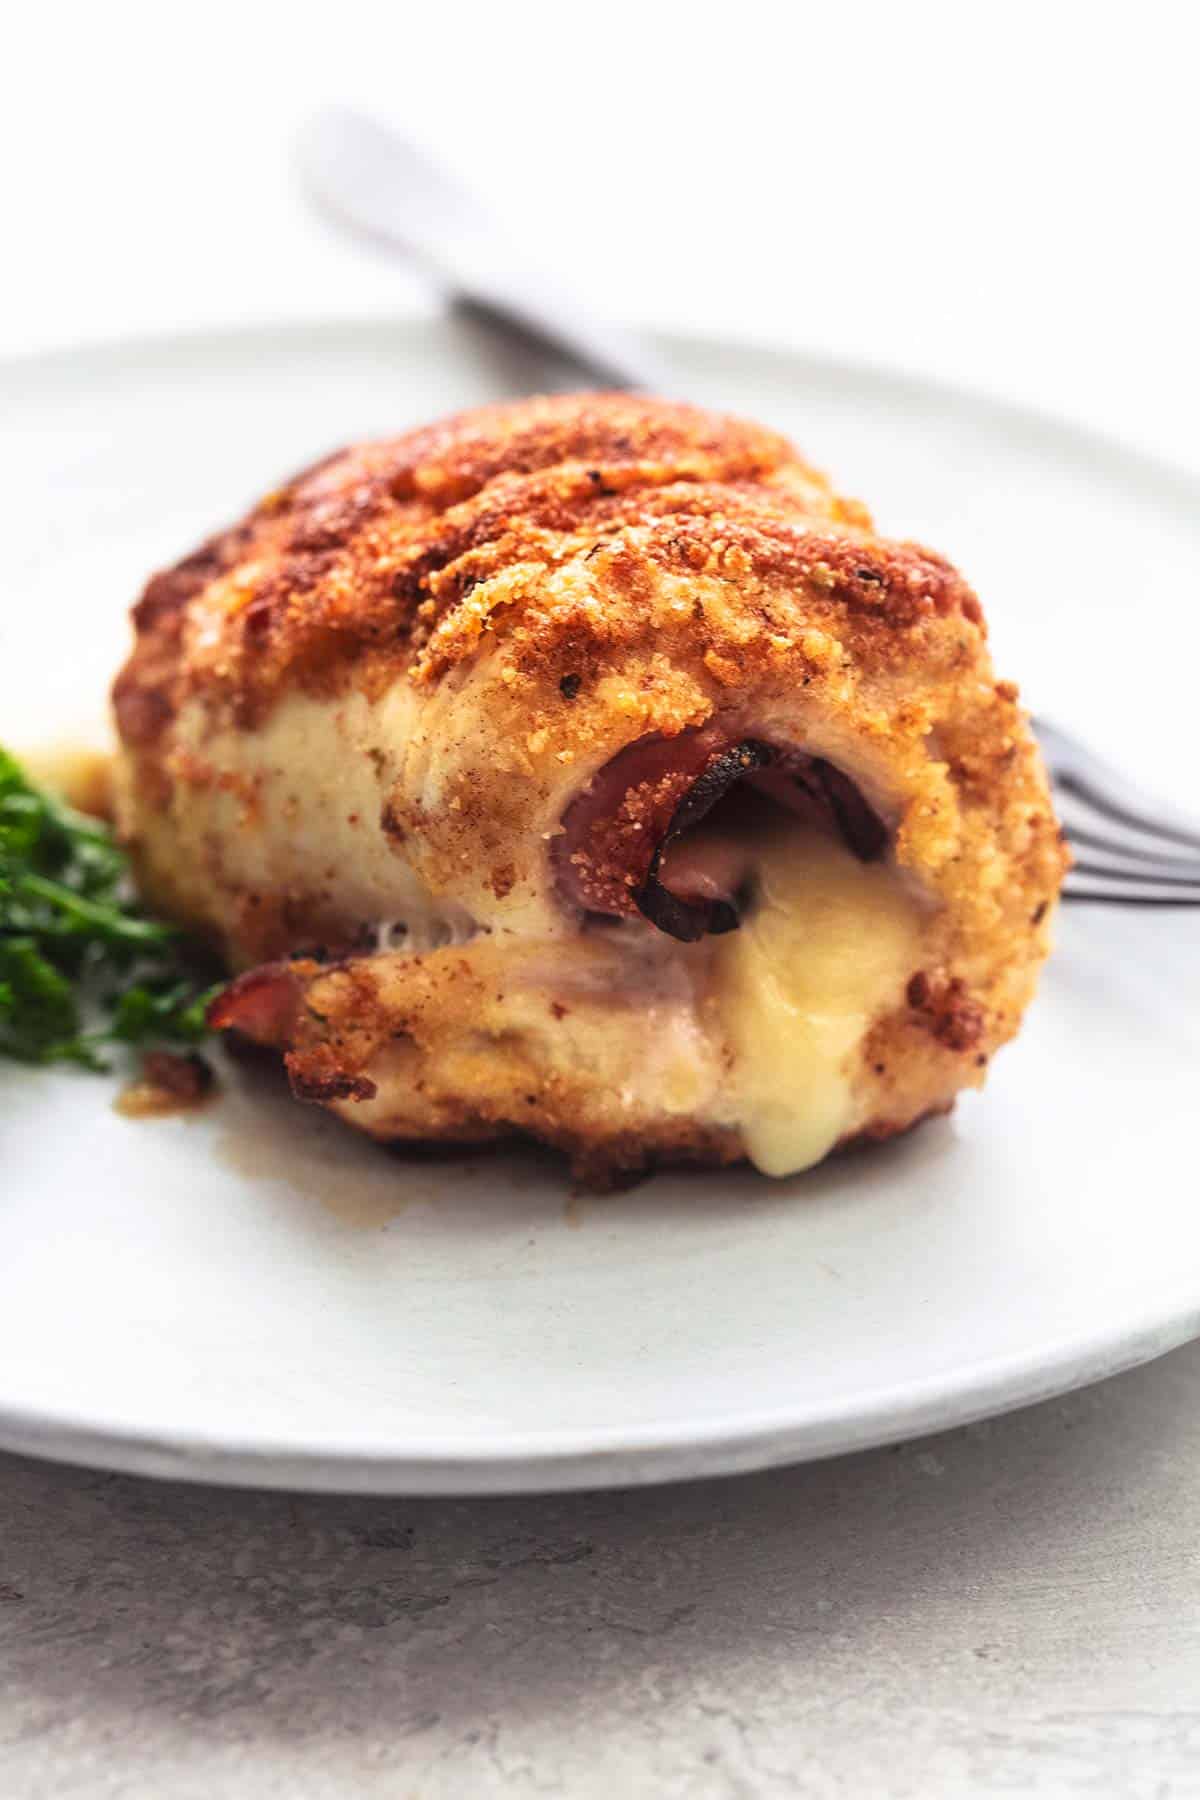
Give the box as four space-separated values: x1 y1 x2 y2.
712 819 922 1177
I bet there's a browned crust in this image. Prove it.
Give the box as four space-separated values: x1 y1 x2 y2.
905 970 986 1053
208 945 958 1189
113 392 975 742
115 393 1068 1187
212 949 746 1188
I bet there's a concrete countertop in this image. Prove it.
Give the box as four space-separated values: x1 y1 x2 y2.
3 1341 1199 1797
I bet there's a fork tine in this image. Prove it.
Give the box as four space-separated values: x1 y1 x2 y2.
1057 773 1200 856
1033 716 1200 857
1057 821 1200 874
1063 880 1200 905
1031 717 1200 904
1070 859 1200 890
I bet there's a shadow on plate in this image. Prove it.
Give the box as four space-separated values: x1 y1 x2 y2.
211 1039 962 1236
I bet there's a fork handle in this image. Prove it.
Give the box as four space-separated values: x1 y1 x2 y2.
452 281 669 393
298 107 670 393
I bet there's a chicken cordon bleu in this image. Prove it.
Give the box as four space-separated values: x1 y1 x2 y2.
112 394 1067 1186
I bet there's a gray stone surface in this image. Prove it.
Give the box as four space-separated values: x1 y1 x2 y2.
3 1344 1200 1799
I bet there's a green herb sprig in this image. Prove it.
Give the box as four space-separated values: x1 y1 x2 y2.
0 746 219 1069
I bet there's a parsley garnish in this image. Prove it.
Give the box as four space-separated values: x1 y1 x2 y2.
0 746 219 1070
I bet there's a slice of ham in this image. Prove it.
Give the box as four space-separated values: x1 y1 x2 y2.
634 741 775 941
556 729 887 942
551 726 727 928
207 962 302 1046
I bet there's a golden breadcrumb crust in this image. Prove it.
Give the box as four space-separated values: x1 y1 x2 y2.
114 393 1068 1185
112 392 963 742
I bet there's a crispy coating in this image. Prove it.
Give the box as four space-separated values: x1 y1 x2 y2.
113 393 1067 1184
112 392 916 743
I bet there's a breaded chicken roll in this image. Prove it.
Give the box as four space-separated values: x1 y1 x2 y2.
112 394 1066 1185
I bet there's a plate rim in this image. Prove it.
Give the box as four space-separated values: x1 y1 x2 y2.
5 312 1199 1494
2 1299 1197 1493
5 308 1200 506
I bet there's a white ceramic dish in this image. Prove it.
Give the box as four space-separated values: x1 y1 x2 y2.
2 316 1199 1493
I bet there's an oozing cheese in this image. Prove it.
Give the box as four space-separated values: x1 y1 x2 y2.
712 817 922 1177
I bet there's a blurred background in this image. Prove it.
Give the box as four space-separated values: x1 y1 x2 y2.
6 0 1198 470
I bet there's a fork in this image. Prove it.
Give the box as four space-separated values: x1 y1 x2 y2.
1034 719 1200 905
299 109 1200 910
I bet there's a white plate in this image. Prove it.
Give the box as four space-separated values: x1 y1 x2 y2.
2 317 1199 1494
